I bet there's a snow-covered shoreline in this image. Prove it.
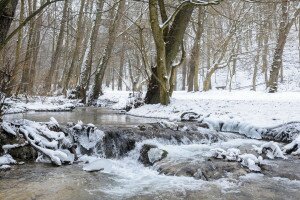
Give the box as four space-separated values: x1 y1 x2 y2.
97 90 300 127
2 96 80 115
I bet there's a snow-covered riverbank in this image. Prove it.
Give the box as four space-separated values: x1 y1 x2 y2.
2 96 80 114
98 90 300 127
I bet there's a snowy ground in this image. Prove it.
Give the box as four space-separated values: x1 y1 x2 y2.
2 96 79 114
98 90 300 127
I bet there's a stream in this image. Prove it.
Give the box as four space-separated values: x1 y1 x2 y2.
1 108 300 200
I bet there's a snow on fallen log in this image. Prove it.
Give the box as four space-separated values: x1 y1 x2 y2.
19 127 73 166
1 122 17 136
2 142 28 154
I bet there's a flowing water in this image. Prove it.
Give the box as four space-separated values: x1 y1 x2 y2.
1 108 300 200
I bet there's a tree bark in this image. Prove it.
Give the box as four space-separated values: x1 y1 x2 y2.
7 0 24 95
89 0 125 103
187 7 204 92
0 0 18 47
61 0 85 94
268 1 300 93
43 0 69 95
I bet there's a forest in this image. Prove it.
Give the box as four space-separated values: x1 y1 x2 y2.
0 0 298 107
0 0 300 199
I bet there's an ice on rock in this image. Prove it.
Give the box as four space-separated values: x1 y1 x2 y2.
74 124 82 130
253 141 287 159
0 154 17 165
220 120 263 139
283 135 300 155
211 148 262 172
148 148 165 164
158 120 178 130
210 148 240 161
87 123 95 127
83 159 113 172
239 154 262 172
225 148 241 161
210 148 227 159
79 129 105 151
78 155 99 163
0 165 11 170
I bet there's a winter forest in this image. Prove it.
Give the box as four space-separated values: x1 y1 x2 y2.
0 0 300 199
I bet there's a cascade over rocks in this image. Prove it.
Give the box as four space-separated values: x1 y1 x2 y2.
1 117 300 182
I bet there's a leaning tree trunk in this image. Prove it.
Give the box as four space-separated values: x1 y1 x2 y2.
89 0 125 103
268 1 300 93
0 0 18 47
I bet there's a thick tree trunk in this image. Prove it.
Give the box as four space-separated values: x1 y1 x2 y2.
0 0 18 46
7 0 24 95
78 0 104 102
145 1 194 104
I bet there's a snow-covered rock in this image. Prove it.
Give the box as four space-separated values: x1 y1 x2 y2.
283 135 300 155
0 154 16 166
83 159 113 172
253 141 287 159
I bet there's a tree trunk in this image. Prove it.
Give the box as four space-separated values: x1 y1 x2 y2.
188 8 204 92
268 0 300 93
18 0 35 95
145 1 194 104
181 61 187 91
43 0 69 95
7 0 24 95
118 42 125 91
78 0 104 102
252 24 263 91
62 0 85 94
0 0 18 46
28 0 44 95
89 0 125 103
